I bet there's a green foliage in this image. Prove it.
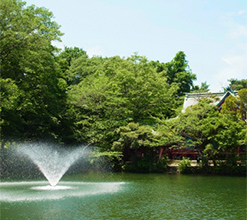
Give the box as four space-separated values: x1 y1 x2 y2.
0 78 22 141
203 144 218 158
122 155 168 173
156 94 247 167
113 122 159 151
178 157 191 172
212 115 246 150
192 81 210 92
67 56 105 85
228 78 247 91
155 119 186 147
86 148 123 171
1 0 62 80
221 89 247 121
58 46 88 73
114 122 169 172
151 51 197 100
237 88 247 121
67 55 179 147
164 51 196 96
0 0 67 142
175 97 220 147
220 89 247 148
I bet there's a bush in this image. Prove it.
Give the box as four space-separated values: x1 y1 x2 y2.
178 157 191 173
122 155 168 173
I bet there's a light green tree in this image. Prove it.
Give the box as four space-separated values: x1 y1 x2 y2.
158 96 246 166
67 55 179 148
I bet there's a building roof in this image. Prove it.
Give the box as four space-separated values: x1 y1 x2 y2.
182 90 237 113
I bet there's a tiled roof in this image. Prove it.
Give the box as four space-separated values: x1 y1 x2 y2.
182 90 237 112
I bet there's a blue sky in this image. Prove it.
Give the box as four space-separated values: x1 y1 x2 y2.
26 0 247 92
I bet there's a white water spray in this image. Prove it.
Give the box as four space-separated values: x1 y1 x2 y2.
17 143 87 186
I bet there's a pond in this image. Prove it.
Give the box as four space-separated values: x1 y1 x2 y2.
1 173 246 220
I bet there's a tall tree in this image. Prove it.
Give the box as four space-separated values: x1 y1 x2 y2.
57 47 88 74
151 52 196 98
65 55 105 85
228 79 247 91
0 0 67 143
164 51 196 96
67 55 179 148
192 81 210 92
0 78 22 147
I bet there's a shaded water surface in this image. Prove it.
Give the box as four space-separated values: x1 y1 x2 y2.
1 173 246 219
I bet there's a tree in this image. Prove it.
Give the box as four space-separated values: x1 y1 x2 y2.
65 55 105 85
228 79 247 91
164 51 196 96
1 0 62 80
0 78 22 147
192 81 210 92
68 71 128 146
67 55 179 148
158 96 246 165
0 0 67 143
113 122 167 172
113 122 159 151
151 52 197 96
57 47 88 74
222 88 247 121
237 89 247 121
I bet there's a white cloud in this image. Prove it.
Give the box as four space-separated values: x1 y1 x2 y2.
237 10 246 16
228 23 247 39
221 52 247 77
213 51 247 91
211 9 247 91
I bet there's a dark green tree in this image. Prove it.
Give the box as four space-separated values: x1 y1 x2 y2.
192 81 210 92
0 0 67 143
0 78 22 147
57 46 88 74
228 79 247 91
151 51 197 100
113 122 167 172
164 51 196 96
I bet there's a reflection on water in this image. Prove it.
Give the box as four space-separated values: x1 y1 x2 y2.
0 181 125 202
31 185 73 190
1 173 246 220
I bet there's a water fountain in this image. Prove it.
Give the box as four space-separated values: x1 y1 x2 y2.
17 142 87 187
0 142 125 203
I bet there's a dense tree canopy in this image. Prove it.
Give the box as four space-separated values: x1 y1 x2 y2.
1 0 246 172
151 51 196 97
156 90 247 165
57 46 88 76
67 55 179 147
228 79 247 91
222 88 247 122
0 0 67 143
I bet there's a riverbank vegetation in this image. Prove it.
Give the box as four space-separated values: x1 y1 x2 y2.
1 0 246 175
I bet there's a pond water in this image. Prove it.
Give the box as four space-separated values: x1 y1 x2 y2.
1 173 246 220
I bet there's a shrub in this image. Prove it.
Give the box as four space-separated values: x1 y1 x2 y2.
178 157 191 173
122 155 168 173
